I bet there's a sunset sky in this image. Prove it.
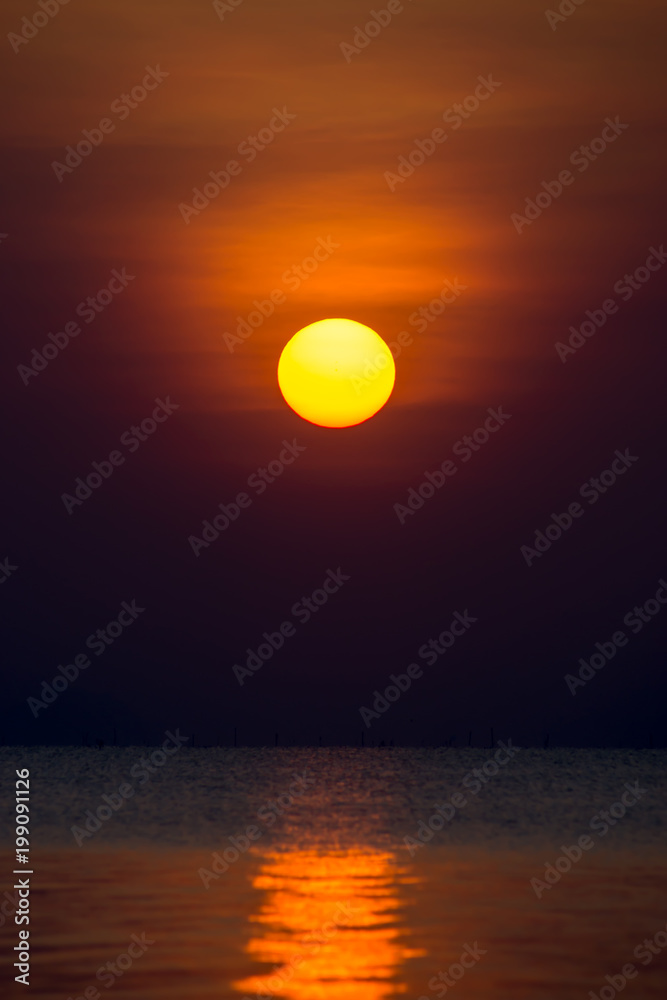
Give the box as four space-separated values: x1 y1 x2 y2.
3 0 666 747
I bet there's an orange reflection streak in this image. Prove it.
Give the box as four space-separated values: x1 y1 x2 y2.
232 848 423 1000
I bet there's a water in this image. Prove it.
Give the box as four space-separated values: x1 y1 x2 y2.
1 748 666 998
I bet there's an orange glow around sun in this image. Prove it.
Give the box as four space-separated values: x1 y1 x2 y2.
277 318 396 428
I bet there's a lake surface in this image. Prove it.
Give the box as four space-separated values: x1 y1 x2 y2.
1 747 666 999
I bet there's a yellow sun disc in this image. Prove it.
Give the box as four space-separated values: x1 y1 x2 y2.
277 318 396 428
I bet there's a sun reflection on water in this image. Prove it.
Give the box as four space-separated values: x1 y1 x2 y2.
232 847 424 1000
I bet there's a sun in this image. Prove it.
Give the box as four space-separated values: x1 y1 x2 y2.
277 318 396 428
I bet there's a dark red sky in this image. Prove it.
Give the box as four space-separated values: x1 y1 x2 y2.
2 0 666 746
